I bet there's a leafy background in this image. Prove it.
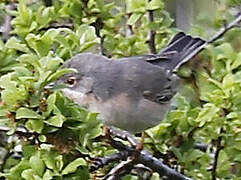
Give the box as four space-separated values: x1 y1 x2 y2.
0 0 241 179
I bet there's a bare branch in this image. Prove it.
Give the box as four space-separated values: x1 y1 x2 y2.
90 150 129 172
104 157 135 180
91 18 106 56
39 23 74 31
108 126 140 147
109 138 193 180
174 11 241 71
212 128 224 180
126 14 134 36
147 9 156 54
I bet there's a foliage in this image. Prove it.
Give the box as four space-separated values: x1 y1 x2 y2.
0 0 241 179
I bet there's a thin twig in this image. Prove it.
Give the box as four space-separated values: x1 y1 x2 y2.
104 157 135 180
194 143 210 152
109 126 140 147
90 150 129 172
174 11 241 71
127 13 134 36
39 23 74 31
91 18 105 55
147 8 156 54
212 128 224 180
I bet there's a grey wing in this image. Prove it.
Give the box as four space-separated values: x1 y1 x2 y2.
105 59 180 104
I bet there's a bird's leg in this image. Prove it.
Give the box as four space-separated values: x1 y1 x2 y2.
136 131 147 152
103 125 112 141
130 131 147 163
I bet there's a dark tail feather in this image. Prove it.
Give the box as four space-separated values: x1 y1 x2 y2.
148 32 206 71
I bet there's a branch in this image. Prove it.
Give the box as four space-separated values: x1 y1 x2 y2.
108 126 140 147
91 18 105 56
104 157 135 180
212 128 224 180
208 12 241 43
147 7 156 54
174 11 241 71
104 160 153 180
126 14 134 36
39 23 74 31
194 143 210 152
109 139 193 180
90 150 129 172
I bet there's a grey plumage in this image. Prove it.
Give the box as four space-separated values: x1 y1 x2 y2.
56 32 205 132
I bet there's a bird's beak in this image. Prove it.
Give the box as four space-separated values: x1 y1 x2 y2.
45 82 55 89
44 82 69 91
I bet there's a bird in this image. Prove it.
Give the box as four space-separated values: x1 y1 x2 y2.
55 32 206 133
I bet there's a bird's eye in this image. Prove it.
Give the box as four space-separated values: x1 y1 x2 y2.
66 77 77 86
156 94 172 104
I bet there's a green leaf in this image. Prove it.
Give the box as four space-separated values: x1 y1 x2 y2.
14 66 33 77
29 152 45 177
38 135 47 142
62 158 87 175
147 0 164 10
5 37 30 53
231 52 241 70
215 43 236 61
45 114 65 127
127 13 142 25
55 155 63 171
25 119 44 133
16 108 42 119
6 160 31 179
17 54 40 69
47 68 77 83
21 169 41 180
23 145 36 159
0 74 17 89
195 103 220 127
126 0 148 13
0 75 27 106
42 169 54 180
42 152 57 171
39 56 63 72
45 93 57 116
25 30 59 57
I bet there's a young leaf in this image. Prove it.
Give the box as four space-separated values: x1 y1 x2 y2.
62 158 87 175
